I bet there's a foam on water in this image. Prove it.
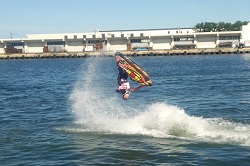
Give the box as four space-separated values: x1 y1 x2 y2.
69 58 250 146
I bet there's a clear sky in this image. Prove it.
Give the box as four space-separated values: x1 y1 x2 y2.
0 0 249 39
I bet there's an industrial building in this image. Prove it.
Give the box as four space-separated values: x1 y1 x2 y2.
0 23 250 55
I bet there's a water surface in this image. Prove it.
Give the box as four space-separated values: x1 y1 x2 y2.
1 54 250 165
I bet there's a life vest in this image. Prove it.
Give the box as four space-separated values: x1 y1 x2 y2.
118 82 130 90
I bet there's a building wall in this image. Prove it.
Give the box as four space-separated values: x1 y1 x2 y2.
26 42 44 53
48 45 65 52
84 45 93 51
241 23 250 41
131 43 149 49
0 43 4 53
196 36 217 48
67 41 83 52
152 38 171 50
109 39 127 51
241 23 250 46
218 39 239 45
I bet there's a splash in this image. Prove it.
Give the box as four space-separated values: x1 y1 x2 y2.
69 58 250 146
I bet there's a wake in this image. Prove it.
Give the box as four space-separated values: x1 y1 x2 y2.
69 57 250 146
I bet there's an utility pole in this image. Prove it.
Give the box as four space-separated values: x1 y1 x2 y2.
10 32 14 39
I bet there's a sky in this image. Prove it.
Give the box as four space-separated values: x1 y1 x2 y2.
0 0 249 39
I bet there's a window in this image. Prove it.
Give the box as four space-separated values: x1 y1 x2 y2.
219 36 240 40
47 41 65 45
174 38 180 41
87 40 100 44
174 37 194 41
130 39 142 43
7 42 24 46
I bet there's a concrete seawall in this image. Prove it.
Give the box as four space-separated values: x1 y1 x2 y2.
1 48 250 60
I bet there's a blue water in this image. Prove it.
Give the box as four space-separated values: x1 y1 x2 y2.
0 54 250 165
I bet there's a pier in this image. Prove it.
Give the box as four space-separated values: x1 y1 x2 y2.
1 48 250 60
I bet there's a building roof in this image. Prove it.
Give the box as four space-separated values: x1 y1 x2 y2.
99 27 194 32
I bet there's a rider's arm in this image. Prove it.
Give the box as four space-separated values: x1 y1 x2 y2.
130 85 144 92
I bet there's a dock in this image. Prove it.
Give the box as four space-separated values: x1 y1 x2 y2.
1 48 250 60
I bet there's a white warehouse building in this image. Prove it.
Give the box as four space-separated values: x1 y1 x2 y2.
0 23 250 54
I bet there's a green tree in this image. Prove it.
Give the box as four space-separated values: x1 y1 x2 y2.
194 21 249 32
195 23 204 32
225 22 232 31
217 22 225 31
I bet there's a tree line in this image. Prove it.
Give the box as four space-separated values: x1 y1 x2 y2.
194 21 249 32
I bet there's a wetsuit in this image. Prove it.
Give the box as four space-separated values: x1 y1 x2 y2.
116 66 130 95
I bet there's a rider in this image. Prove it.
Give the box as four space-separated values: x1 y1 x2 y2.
116 65 143 100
